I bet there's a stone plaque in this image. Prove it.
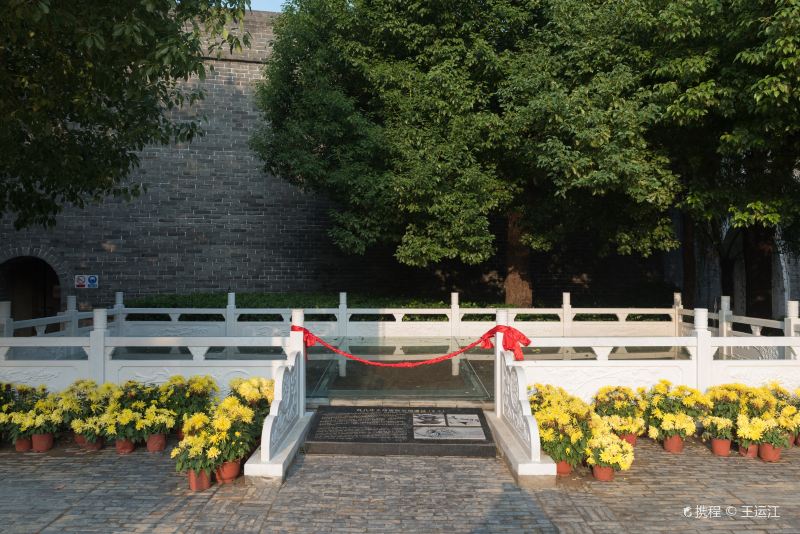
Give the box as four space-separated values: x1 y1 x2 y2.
306 406 494 454
311 409 409 443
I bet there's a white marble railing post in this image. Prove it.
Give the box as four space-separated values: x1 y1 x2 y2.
719 296 731 358
113 292 125 336
337 293 347 377
225 292 236 337
291 309 306 418
0 301 11 359
89 308 108 383
450 292 460 338
693 308 711 391
65 296 79 337
495 309 509 418
784 300 800 359
338 292 348 337
673 292 683 336
561 292 572 337
450 292 460 376
0 301 13 338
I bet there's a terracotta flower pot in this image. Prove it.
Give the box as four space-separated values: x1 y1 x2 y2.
739 443 758 458
31 433 54 453
115 438 136 454
188 469 212 491
75 434 87 447
796 433 800 447
146 433 167 453
15 437 32 452
176 429 185 441
84 438 104 451
710 438 731 457
592 465 614 482
215 460 241 483
758 443 782 463
555 460 572 476
663 435 684 453
618 433 637 446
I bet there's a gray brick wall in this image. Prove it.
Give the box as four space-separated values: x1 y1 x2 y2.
0 11 404 309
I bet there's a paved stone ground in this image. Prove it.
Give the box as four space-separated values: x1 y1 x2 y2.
0 436 798 533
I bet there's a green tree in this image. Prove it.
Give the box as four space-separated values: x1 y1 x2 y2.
641 0 800 314
252 0 680 305
0 0 251 229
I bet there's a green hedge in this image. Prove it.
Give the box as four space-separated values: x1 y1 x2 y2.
126 292 512 310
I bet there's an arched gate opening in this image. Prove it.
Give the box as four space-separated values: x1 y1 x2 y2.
0 256 61 322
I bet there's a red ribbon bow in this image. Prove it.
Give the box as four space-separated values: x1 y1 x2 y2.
477 325 531 361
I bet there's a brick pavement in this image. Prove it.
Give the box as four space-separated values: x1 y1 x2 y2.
0 437 798 533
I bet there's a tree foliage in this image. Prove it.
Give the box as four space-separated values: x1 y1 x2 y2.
252 0 681 271
0 0 251 228
643 0 800 247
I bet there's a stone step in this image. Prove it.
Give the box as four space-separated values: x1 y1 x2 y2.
303 406 497 458
308 397 494 410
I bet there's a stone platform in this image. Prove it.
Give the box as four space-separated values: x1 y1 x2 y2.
3 438 800 532
303 406 496 457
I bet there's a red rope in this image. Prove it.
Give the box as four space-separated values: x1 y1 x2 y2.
290 325 530 367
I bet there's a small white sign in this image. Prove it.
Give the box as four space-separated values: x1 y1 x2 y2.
75 275 99 289
447 414 482 427
413 427 486 440
412 414 446 426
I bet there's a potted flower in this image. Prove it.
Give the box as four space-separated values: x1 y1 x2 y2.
100 406 144 454
776 405 800 449
229 377 273 440
792 388 800 446
648 412 696 453
763 382 795 447
584 430 634 482
171 412 218 491
159 376 187 438
735 386 778 456
58 380 98 443
706 384 744 419
136 405 176 452
24 395 65 452
700 416 734 456
161 375 218 439
736 413 767 458
755 416 789 462
765 381 792 405
530 384 591 476
212 396 256 482
6 411 35 452
0 382 15 443
644 380 711 452
741 386 777 418
591 386 646 446
2 384 48 450
70 416 105 450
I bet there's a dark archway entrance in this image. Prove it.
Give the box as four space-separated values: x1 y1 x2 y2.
0 256 61 321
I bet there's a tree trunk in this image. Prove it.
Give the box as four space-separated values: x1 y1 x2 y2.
743 225 774 318
504 213 533 307
720 255 735 305
681 213 696 309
